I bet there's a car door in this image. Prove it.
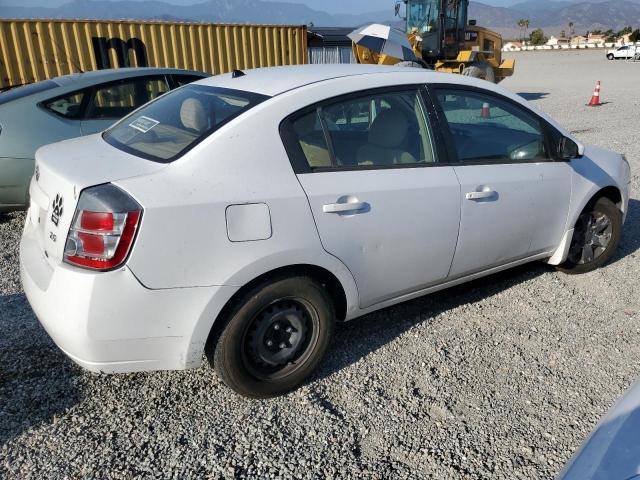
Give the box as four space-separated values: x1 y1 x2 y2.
281 86 461 309
80 75 170 135
429 85 572 278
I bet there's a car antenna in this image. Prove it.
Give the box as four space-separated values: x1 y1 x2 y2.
232 69 246 78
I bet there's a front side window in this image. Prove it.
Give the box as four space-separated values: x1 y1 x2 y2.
104 85 268 162
434 88 547 163
284 89 436 170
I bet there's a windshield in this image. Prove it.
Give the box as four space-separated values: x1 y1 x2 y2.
0 80 58 106
407 0 441 34
104 85 268 163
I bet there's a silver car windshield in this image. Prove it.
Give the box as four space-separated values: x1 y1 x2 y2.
104 84 268 163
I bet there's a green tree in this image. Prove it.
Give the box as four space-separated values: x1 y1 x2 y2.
631 29 640 43
604 29 616 42
529 28 548 45
617 26 633 37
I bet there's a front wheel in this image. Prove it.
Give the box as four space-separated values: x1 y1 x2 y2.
209 276 335 398
557 197 622 274
607 53 615 60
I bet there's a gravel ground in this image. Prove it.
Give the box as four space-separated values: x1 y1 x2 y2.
1 49 640 479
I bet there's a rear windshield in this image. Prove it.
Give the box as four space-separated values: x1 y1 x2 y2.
0 80 58 106
103 85 268 162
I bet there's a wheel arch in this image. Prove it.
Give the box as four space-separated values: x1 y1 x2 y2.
592 185 623 211
549 184 624 266
570 185 624 230
202 264 349 355
183 260 357 369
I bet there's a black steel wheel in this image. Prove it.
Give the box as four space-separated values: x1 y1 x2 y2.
241 297 319 381
209 276 334 398
558 197 622 274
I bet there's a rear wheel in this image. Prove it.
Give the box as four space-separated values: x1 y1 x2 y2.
462 62 496 83
209 276 335 398
558 197 622 274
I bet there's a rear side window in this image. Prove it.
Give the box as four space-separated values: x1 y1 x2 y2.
104 85 268 162
86 77 170 120
43 91 86 119
282 88 436 171
0 80 58 106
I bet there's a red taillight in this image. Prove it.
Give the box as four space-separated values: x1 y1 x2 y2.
80 211 115 231
63 185 142 271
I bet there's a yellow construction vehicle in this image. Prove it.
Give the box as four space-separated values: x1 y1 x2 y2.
353 0 515 83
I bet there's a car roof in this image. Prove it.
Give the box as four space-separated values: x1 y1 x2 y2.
196 64 453 97
52 67 209 88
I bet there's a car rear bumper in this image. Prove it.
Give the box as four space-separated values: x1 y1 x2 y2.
20 220 238 373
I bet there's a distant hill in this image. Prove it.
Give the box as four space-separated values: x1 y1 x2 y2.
1 0 639 39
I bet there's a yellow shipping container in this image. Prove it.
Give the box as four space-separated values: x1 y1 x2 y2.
0 18 308 89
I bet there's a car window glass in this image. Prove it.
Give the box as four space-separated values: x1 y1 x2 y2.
435 89 547 163
44 91 85 119
173 75 205 87
290 110 332 168
104 85 267 162
86 77 169 120
145 77 170 101
289 89 436 169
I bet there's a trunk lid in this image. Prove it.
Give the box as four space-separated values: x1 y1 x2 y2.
29 134 165 268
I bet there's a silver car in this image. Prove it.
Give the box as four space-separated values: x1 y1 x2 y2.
0 68 209 212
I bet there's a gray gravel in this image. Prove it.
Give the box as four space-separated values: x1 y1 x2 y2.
2 49 640 479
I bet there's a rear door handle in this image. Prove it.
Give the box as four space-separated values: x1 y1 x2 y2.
323 201 368 214
465 190 497 201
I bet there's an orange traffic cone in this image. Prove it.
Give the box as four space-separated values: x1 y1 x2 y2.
481 102 491 118
588 81 601 107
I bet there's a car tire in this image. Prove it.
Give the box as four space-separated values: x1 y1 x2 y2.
209 276 335 398
462 62 496 83
557 197 622 275
607 53 615 60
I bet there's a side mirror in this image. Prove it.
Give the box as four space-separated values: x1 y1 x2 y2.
469 19 477 26
559 136 580 160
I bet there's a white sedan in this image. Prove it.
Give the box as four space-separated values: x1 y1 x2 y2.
20 65 630 398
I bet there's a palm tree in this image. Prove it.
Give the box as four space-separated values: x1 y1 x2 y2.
569 21 575 38
524 19 530 40
517 19 526 42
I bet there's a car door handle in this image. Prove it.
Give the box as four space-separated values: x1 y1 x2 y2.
465 190 497 201
323 201 368 214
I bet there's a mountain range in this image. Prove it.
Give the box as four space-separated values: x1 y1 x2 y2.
1 0 639 38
